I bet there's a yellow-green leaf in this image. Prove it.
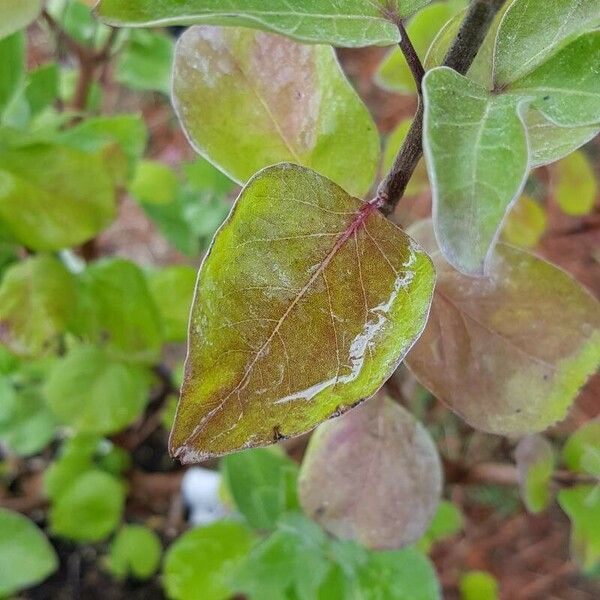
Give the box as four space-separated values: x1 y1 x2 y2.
95 0 432 47
299 396 442 550
0 0 41 40
172 26 379 198
406 221 600 435
563 420 600 477
502 195 547 248
171 164 435 461
554 151 597 216
515 435 555 513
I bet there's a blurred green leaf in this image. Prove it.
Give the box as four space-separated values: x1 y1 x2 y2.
0 142 116 250
0 0 42 41
107 525 162 581
25 63 59 116
0 255 77 356
0 508 57 597
515 435 555 513
130 160 179 205
557 485 600 573
502 195 547 248
0 379 56 456
221 448 299 531
555 151 597 216
0 32 25 116
47 0 111 48
73 259 163 363
563 419 600 477
116 30 174 94
49 469 125 542
459 570 498 600
417 500 463 553
45 345 150 435
147 265 196 343
163 520 254 600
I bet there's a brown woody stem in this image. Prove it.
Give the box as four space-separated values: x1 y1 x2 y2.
378 0 506 215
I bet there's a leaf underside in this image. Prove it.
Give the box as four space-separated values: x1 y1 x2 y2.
170 164 435 462
405 221 600 435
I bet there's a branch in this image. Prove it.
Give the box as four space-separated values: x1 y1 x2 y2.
378 0 507 215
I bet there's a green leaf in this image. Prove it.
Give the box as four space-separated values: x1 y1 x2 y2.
0 32 25 116
494 0 600 87
459 570 498 600
45 346 151 435
383 118 429 196
233 513 331 600
73 259 163 363
116 29 174 94
417 500 463 553
405 220 600 435
563 420 600 477
0 255 77 356
515 435 555 513
357 548 440 600
376 1 461 93
507 32 600 128
0 380 56 456
147 265 197 343
221 447 299 530
558 485 600 573
173 26 379 198
0 0 41 40
299 396 442 549
422 67 528 275
163 521 254 600
49 469 125 542
130 160 179 205
107 525 162 581
502 195 547 248
24 63 59 116
554 150 597 216
525 109 598 169
96 0 432 47
170 164 435 461
0 142 116 250
0 508 57 596
48 0 110 48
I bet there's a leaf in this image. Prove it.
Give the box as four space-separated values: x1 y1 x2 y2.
383 118 429 196
162 521 254 600
417 500 463 553
0 255 77 356
116 29 174 94
494 0 600 87
502 195 547 248
299 396 442 549
0 508 57 597
221 447 299 530
563 419 600 477
422 67 528 275
147 265 197 343
24 63 59 116
232 513 331 600
170 164 435 461
405 220 600 435
96 0 432 47
73 259 163 363
45 346 151 435
507 32 600 128
130 160 179 205
459 571 498 600
0 32 25 115
49 469 125 542
558 485 600 572
173 26 379 198
0 0 41 40
554 150 597 216
48 0 110 48
107 525 162 581
376 1 461 93
514 435 555 513
524 108 598 168
0 142 116 250
0 380 57 456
